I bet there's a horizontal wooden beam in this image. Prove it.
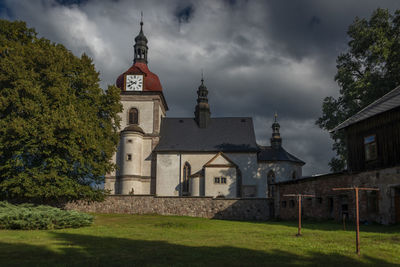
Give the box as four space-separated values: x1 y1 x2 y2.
333 187 379 191
283 194 315 197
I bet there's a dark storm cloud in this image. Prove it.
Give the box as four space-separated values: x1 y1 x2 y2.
174 3 195 24
0 1 12 18
1 0 399 175
308 16 321 29
55 0 88 6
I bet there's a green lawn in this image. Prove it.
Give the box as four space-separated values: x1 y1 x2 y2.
0 214 399 266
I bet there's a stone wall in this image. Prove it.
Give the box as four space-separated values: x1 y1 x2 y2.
65 196 271 221
276 166 400 224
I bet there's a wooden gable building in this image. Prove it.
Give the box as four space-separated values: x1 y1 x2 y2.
333 86 400 173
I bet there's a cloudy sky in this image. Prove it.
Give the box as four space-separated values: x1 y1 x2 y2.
1 0 399 176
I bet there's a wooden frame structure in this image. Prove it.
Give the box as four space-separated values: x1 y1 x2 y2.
283 194 315 236
332 186 379 255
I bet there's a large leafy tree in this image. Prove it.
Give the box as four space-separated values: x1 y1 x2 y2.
317 8 400 171
0 20 122 202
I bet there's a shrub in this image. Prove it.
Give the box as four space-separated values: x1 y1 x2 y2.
0 201 93 230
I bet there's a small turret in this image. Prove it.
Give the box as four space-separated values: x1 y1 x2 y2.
270 113 282 149
194 75 211 128
134 13 148 64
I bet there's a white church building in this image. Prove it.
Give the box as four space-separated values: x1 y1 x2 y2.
105 21 304 198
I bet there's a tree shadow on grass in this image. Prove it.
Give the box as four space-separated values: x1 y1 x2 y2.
250 219 400 234
0 232 398 267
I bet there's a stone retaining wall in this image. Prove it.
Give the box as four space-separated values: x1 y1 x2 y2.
65 196 271 221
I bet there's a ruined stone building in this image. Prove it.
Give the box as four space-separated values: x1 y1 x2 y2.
104 21 304 198
276 85 400 224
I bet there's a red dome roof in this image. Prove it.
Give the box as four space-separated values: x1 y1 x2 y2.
116 62 163 92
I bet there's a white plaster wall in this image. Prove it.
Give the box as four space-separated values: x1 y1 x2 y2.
141 138 153 177
211 155 231 165
257 161 303 183
120 132 143 176
171 153 260 197
120 179 142 195
140 180 151 194
225 153 260 196
189 176 200 196
181 153 215 175
257 161 303 197
156 153 180 196
155 152 301 198
120 100 154 133
205 167 237 198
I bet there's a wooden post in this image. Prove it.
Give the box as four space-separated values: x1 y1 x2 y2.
343 214 346 231
355 187 360 255
298 195 301 236
283 194 315 236
333 186 379 255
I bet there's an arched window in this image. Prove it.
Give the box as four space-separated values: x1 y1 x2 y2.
128 108 139 125
182 162 191 196
292 171 297 180
267 170 275 198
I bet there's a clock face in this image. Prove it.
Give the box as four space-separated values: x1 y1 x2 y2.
125 75 143 91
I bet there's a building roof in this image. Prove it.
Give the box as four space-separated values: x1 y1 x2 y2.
274 171 346 185
121 124 145 134
154 117 259 152
203 152 238 167
116 62 163 92
332 85 400 131
257 145 305 165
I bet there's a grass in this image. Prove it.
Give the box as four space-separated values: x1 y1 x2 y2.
0 214 399 266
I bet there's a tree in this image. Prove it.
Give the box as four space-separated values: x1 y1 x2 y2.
316 8 400 171
0 20 122 202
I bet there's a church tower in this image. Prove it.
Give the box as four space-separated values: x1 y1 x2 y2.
105 18 168 195
270 113 282 149
194 77 211 128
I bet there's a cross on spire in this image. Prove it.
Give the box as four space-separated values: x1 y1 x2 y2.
134 12 148 64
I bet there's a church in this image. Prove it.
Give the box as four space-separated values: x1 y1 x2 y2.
105 21 304 198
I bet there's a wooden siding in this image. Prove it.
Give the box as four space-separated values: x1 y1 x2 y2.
346 107 400 172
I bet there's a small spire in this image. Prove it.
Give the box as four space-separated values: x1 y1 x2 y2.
134 11 148 64
194 75 211 128
270 112 282 149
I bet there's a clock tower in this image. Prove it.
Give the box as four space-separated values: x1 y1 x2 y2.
105 19 168 195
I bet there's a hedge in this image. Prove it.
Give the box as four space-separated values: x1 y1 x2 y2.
0 201 93 230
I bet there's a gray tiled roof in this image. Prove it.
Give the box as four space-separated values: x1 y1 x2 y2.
154 117 259 152
332 85 400 131
257 146 305 164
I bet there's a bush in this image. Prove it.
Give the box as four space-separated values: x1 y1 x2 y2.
0 202 93 230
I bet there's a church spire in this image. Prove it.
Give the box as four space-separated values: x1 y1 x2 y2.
270 112 282 149
194 74 211 128
134 12 148 64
